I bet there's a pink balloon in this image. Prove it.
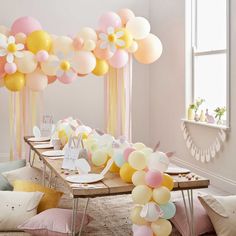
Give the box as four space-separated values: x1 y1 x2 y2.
57 71 77 84
47 76 57 84
94 40 113 60
117 8 135 25
73 37 84 50
145 170 163 188
36 50 49 62
4 63 17 74
108 49 128 68
26 69 48 91
0 57 6 78
133 225 153 236
11 16 42 36
98 11 121 32
123 147 135 162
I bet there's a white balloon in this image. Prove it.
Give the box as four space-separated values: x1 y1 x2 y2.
77 27 97 42
148 151 170 172
140 202 164 222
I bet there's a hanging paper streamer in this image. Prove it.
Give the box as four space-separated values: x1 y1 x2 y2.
105 54 132 141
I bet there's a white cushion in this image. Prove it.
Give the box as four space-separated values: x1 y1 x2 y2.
0 191 43 231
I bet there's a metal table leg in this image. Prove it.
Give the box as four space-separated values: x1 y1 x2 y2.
42 161 46 186
78 198 89 236
71 198 79 236
181 189 195 236
48 168 53 187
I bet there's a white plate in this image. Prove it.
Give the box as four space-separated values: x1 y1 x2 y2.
28 137 50 142
42 150 64 157
66 173 104 184
165 167 190 175
47 156 64 160
34 144 54 149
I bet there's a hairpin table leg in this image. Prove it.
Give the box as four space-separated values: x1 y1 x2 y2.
71 197 79 236
42 160 46 186
78 198 89 236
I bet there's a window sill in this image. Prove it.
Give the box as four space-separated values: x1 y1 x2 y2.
181 119 230 130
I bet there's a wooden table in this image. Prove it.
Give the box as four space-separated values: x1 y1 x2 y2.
24 137 210 236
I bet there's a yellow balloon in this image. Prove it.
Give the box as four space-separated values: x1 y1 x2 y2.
77 27 97 42
92 150 108 167
119 163 136 183
132 170 146 186
41 55 58 76
151 219 172 236
133 142 146 150
115 28 133 49
109 159 120 173
92 58 109 76
162 174 174 191
58 130 68 146
131 185 152 205
52 36 73 55
26 30 52 53
15 51 37 74
153 186 171 205
4 72 25 92
130 206 147 225
128 151 146 170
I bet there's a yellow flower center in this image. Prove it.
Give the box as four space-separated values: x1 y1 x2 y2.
60 60 70 71
108 34 116 43
7 43 17 53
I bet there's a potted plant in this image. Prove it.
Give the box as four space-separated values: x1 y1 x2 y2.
214 107 226 125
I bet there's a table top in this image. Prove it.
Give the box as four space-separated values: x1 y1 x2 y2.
24 136 210 198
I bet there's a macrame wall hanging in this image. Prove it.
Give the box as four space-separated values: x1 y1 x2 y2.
181 121 227 163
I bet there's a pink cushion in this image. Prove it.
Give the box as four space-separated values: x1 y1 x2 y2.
171 198 215 236
18 208 92 236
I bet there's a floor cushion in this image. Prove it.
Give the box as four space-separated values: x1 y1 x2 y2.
13 180 63 213
171 197 215 236
0 191 43 231
18 208 92 236
0 159 26 190
198 195 236 236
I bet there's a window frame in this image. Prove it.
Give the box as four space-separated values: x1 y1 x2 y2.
185 0 230 128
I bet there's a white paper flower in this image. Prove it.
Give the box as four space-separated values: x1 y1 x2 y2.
52 52 76 79
0 35 24 63
99 27 125 53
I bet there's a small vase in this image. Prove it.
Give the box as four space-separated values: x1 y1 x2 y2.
199 110 206 122
188 108 194 120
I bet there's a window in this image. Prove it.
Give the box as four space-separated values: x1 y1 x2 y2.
186 0 230 126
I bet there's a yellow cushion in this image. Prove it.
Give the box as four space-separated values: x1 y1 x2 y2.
13 180 63 213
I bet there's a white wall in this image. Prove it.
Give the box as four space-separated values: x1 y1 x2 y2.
0 0 150 155
150 0 236 193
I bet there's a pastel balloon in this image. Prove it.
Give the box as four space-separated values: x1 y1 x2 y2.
145 170 163 188
131 185 152 205
92 150 108 167
15 51 37 74
52 36 73 54
153 186 171 205
123 147 135 162
130 206 147 225
133 225 152 236
26 68 48 91
0 25 10 36
114 150 125 168
72 51 96 74
58 71 76 84
73 37 84 50
140 202 164 222
115 28 133 49
83 39 96 51
119 163 136 183
134 34 163 64
92 58 109 76
133 142 146 150
141 147 153 157
11 16 42 36
128 151 146 170
0 57 6 78
117 9 135 26
15 32 26 44
151 219 172 236
4 62 17 74
47 76 57 84
126 17 150 40
109 160 120 173
132 170 146 186
127 41 138 53
94 40 113 60
26 30 52 53
162 174 174 191
0 78 4 87
160 202 176 219
148 151 170 172
40 55 58 76
108 49 128 69
36 50 49 62
98 11 121 32
4 71 25 92
77 27 97 42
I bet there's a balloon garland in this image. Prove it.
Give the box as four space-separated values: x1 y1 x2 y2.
0 9 162 91
53 117 175 236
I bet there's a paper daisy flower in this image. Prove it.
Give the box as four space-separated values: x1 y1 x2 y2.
52 52 77 79
0 36 24 63
99 27 125 53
